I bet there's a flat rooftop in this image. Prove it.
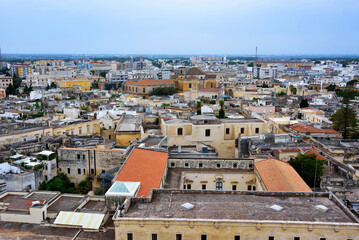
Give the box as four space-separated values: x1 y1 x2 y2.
77 200 106 213
0 222 114 240
47 195 86 213
122 190 357 223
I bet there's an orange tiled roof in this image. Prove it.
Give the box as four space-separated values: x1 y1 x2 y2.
304 149 326 160
126 79 175 86
186 67 205 75
290 123 340 134
255 158 312 192
115 148 168 197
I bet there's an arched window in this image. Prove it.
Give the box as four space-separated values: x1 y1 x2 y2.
216 180 223 190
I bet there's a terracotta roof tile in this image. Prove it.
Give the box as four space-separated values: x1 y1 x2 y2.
255 158 312 192
290 123 340 134
115 148 168 197
186 67 205 75
304 149 326 160
126 79 175 86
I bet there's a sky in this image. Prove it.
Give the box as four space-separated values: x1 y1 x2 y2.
1 0 359 55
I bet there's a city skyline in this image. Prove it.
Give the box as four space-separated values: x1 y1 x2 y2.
1 0 359 55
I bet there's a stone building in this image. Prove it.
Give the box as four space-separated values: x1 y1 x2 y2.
113 190 359 240
173 67 218 92
57 147 130 188
161 115 267 158
123 79 176 99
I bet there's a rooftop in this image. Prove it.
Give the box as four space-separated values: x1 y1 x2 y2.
47 195 87 213
120 190 357 224
114 148 168 197
255 158 312 192
126 79 175 86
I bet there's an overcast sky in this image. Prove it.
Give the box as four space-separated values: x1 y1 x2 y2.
1 0 358 55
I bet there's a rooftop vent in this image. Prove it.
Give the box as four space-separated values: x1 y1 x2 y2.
270 204 283 211
181 203 194 211
315 205 328 212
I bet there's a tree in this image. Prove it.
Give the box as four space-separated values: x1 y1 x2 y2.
330 89 359 139
217 100 226 118
100 72 107 78
41 173 75 193
247 62 254 67
299 99 309 108
278 91 286 96
50 82 57 89
149 86 177 96
331 103 358 139
289 85 297 95
94 188 104 195
77 180 92 194
91 79 99 89
289 153 325 188
326 84 336 91
197 101 202 115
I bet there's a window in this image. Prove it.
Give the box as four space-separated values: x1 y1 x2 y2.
185 163 189 167
78 169 81 174
127 233 133 240
67 168 70 174
91 169 95 175
189 83 192 89
143 88 145 93
320 239 326 240
187 184 191 190
240 128 244 134
152 233 157 240
205 129 211 137
233 163 238 168
255 128 259 134
171 162 175 167
202 184 206 190
177 128 183 135
109 135 111 140
216 180 223 190
253 186 256 191
210 83 214 88
216 163 221 168
226 128 230 134
294 238 300 240
269 237 274 240
199 162 203 168
201 235 207 240
83 169 86 174
232 185 237 190
235 236 240 240
176 234 182 240
248 185 252 190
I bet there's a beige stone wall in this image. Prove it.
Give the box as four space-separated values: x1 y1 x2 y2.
163 120 266 158
53 119 101 136
182 172 261 191
114 219 359 240
0 128 53 146
116 132 141 146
